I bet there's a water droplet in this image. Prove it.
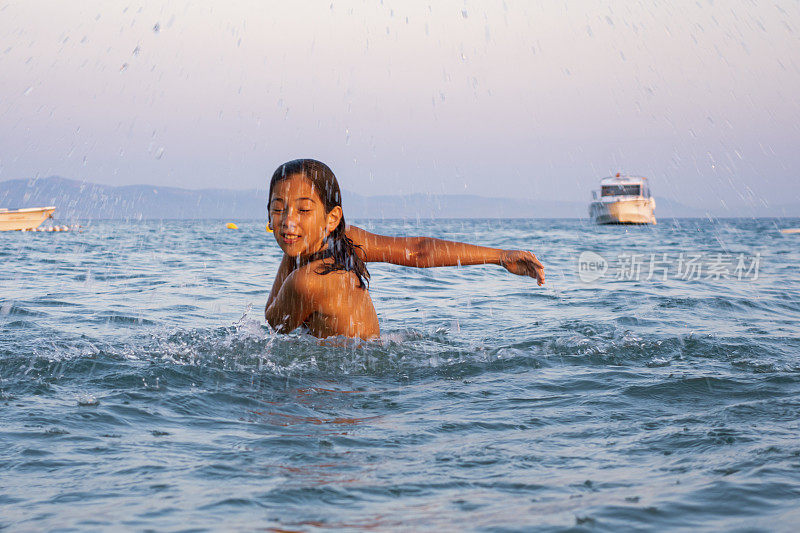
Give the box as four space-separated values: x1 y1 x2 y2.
77 393 99 406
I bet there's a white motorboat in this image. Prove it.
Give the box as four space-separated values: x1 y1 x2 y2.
589 174 656 225
0 206 56 231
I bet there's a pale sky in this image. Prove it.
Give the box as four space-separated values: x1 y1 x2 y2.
1 0 798 209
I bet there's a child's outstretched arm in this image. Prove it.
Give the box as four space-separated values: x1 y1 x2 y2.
346 226 545 286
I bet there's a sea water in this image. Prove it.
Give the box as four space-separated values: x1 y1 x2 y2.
1 218 799 531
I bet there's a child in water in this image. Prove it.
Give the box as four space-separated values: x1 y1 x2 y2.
265 159 545 339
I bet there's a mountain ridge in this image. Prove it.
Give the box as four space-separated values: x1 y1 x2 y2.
1 176 795 220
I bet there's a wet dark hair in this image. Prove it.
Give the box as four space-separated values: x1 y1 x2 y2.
269 159 369 289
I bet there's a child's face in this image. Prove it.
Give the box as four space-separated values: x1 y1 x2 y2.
269 174 340 258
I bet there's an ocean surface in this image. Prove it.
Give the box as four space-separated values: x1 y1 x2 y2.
1 218 799 531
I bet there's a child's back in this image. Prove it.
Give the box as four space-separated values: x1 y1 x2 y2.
287 258 379 338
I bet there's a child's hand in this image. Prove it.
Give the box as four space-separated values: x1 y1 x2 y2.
500 250 545 286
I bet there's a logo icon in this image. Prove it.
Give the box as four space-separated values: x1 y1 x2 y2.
578 251 608 282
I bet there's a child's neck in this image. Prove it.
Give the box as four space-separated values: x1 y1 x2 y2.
291 246 333 270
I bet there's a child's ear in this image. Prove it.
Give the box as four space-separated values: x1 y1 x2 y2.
326 206 343 234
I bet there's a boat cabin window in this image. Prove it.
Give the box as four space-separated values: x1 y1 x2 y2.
601 184 640 197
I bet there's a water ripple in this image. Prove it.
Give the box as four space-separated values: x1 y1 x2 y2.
1 218 799 530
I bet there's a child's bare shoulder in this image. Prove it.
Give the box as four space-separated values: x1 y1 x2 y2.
289 261 360 295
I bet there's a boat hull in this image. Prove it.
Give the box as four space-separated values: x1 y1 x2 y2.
589 198 656 225
0 207 56 231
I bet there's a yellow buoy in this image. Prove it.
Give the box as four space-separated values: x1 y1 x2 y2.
226 222 238 230
266 225 273 233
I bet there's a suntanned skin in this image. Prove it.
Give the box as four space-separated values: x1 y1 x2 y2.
265 255 380 338
344 226 545 284
264 175 380 339
265 174 546 340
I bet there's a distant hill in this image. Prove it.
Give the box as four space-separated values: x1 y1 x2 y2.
342 191 589 219
0 176 590 220
0 177 269 221
0 176 794 220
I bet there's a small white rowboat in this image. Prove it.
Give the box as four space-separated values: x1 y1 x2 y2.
0 206 56 231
